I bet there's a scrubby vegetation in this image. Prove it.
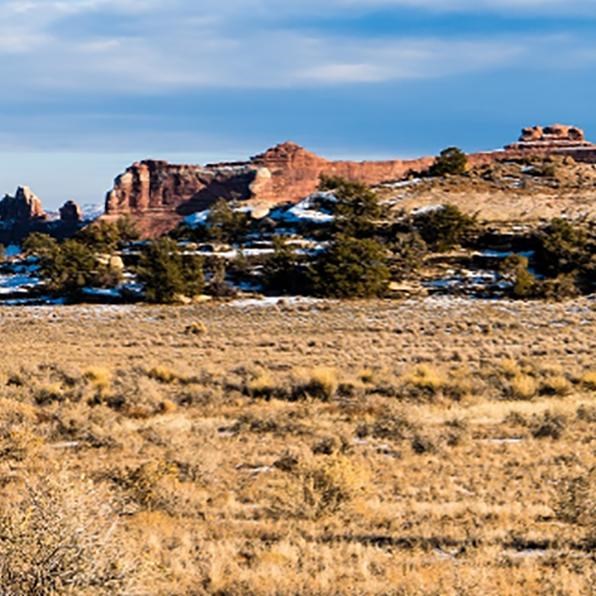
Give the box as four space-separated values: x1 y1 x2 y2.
428 146 468 177
0 299 593 594
4 173 594 304
137 238 204 304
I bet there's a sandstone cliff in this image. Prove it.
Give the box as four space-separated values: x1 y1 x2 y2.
0 189 86 244
0 186 46 222
102 142 435 236
102 124 596 237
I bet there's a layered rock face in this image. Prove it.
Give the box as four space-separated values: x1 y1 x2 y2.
509 124 591 148
0 188 86 244
102 125 596 237
103 143 434 236
104 160 257 236
0 186 46 222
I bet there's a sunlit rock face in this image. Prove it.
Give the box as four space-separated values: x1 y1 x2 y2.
506 124 594 150
102 142 434 236
0 186 46 222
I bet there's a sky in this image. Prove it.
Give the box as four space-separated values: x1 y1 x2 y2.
1 0 595 209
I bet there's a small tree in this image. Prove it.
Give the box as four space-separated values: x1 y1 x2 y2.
413 204 476 252
319 175 382 236
534 218 590 277
207 200 250 243
22 232 59 258
77 217 140 252
429 147 468 177
311 235 390 298
23 234 121 299
390 232 427 279
137 238 203 303
502 255 538 299
262 237 309 295
206 258 236 298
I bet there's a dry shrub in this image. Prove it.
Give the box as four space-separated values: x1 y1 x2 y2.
499 359 521 379
402 364 446 398
530 410 566 439
184 321 208 335
540 374 572 396
580 370 596 391
245 369 278 399
0 426 44 462
292 367 338 401
83 366 112 394
116 461 180 511
113 461 205 516
0 475 136 594
147 365 180 384
34 382 65 406
271 455 369 520
356 411 416 441
555 469 596 529
507 374 538 400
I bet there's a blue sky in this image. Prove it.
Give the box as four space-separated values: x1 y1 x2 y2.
1 0 595 208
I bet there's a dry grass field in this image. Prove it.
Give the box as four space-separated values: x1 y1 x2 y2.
0 297 594 595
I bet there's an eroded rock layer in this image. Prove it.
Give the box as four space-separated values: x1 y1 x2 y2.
103 143 435 235
102 125 596 236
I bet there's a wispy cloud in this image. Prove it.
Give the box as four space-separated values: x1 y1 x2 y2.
0 0 593 94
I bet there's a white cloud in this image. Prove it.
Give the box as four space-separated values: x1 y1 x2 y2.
0 0 593 94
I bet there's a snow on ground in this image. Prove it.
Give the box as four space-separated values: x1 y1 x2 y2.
411 204 445 216
271 192 336 225
81 287 122 299
0 273 40 295
382 178 422 189
4 245 21 258
184 211 210 227
230 296 322 309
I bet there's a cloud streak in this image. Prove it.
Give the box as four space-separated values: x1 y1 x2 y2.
0 0 593 95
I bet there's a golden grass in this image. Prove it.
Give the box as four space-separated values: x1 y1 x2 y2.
0 298 593 594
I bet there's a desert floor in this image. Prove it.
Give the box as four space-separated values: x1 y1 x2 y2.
0 297 594 595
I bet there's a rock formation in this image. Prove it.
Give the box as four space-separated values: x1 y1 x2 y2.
59 200 83 224
98 123 596 237
102 142 434 236
0 188 87 244
0 186 46 222
506 124 593 150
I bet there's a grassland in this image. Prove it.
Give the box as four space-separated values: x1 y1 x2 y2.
0 297 594 594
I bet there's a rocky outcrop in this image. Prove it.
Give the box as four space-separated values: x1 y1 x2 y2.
59 200 83 224
0 188 88 244
103 143 434 236
0 186 46 222
505 124 594 151
101 125 596 237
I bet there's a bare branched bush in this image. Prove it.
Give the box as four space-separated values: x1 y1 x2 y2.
0 475 136 595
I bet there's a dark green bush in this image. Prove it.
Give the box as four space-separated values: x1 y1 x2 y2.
428 147 468 177
77 217 139 252
534 218 592 277
319 175 382 237
501 255 539 299
310 235 390 298
413 204 476 252
137 238 204 303
261 237 310 295
24 235 118 300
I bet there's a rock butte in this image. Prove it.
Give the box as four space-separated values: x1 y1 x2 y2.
5 124 596 240
0 189 85 244
101 124 596 237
